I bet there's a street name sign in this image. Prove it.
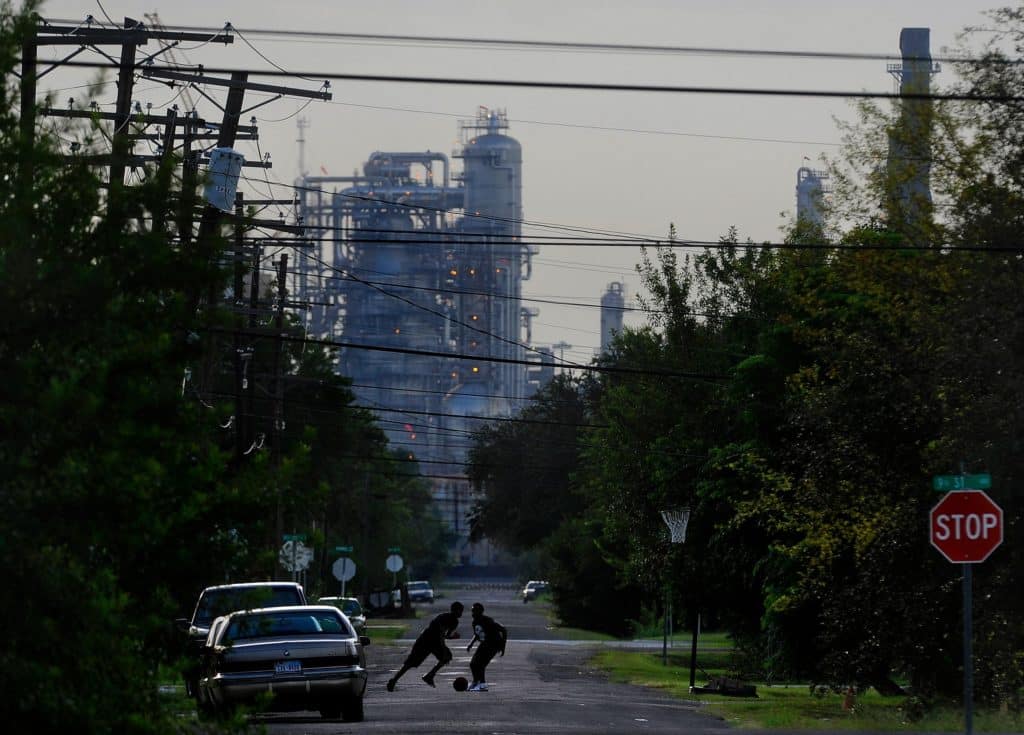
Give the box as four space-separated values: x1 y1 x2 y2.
932 473 991 491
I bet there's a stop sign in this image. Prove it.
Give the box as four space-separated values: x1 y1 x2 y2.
930 490 1003 563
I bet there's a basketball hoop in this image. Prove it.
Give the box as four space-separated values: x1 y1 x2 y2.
661 508 691 544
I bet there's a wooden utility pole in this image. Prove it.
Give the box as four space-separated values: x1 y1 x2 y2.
233 191 247 462
150 106 179 235
272 254 289 577
107 17 141 209
18 35 36 194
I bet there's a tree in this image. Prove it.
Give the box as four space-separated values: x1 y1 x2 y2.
0 6 453 730
466 374 588 552
0 4 258 730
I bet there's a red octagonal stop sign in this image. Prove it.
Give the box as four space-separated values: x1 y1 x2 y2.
930 490 1003 563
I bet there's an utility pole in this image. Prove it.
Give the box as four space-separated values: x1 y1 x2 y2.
107 17 141 211
232 191 246 462
272 254 289 576
552 341 573 372
18 32 36 196
178 111 199 247
150 106 179 235
296 116 309 178
197 72 248 305
242 233 261 463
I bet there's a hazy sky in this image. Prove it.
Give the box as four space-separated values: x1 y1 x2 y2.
37 1 1000 358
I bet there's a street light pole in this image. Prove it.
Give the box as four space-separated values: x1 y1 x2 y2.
552 341 572 372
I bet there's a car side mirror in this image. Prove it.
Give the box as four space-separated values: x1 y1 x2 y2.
359 636 371 647
174 618 190 633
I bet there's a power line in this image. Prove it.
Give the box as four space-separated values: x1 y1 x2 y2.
239 180 1024 252
205 326 728 382
325 99 842 147
248 259 768 331
114 202 1024 254
37 60 1024 104
45 20 1018 66
207 392 711 460
284 246 756 364
296 247 589 369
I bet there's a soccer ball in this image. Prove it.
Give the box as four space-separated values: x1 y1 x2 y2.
453 676 469 692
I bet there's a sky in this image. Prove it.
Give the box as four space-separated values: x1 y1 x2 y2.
36 0 1002 361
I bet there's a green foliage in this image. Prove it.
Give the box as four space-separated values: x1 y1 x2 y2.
466 375 588 551
465 374 644 635
0 5 454 731
463 7 1024 702
546 516 643 637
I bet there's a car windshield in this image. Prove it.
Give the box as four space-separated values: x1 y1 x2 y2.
408 582 429 590
223 610 352 643
318 598 363 616
195 587 302 626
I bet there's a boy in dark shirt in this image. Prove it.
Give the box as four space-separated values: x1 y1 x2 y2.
387 601 463 691
466 602 507 692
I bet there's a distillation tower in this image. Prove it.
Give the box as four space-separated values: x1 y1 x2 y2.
600 282 625 353
296 109 533 565
795 167 829 227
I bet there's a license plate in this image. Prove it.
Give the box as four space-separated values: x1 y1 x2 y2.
274 660 302 674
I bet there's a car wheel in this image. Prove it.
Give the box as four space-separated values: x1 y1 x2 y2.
319 705 342 720
195 695 216 720
341 696 364 722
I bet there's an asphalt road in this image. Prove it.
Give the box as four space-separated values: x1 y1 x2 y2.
255 585 731 734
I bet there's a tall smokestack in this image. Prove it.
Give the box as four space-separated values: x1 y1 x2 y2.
886 27 937 236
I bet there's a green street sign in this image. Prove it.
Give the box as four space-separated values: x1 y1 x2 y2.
283 533 307 542
335 545 353 552
932 473 991 491
387 546 401 553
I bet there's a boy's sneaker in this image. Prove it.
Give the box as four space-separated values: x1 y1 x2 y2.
421 674 436 688
386 678 396 692
468 682 489 691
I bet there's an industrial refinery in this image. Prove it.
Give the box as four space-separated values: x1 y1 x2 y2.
288 28 936 567
297 108 547 564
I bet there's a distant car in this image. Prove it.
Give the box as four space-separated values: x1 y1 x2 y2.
391 580 434 604
177 582 307 697
318 596 367 635
522 580 549 602
196 605 369 721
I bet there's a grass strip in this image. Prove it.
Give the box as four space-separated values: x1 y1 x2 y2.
366 624 409 642
593 650 1023 731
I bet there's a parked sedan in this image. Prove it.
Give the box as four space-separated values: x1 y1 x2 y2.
196 605 369 721
401 581 434 606
522 580 549 602
318 596 367 635
178 581 308 697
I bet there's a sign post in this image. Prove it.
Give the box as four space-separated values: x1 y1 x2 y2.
929 485 1003 735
